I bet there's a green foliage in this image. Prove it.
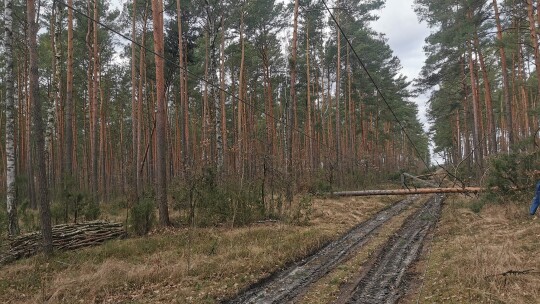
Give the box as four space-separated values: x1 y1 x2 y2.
83 203 101 221
170 169 266 227
483 152 540 203
469 200 485 214
51 180 94 223
51 201 65 225
18 199 39 232
290 194 314 225
129 194 156 236
306 171 333 194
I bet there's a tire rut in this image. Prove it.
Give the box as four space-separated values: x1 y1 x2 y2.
336 194 444 304
225 196 419 304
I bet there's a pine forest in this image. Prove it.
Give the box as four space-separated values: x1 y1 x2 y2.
2 0 540 303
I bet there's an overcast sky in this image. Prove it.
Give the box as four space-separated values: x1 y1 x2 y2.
371 0 431 131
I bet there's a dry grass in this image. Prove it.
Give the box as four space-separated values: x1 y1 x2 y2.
0 195 401 304
415 195 540 304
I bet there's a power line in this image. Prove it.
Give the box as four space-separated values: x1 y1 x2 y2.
321 0 466 185
56 0 429 183
321 0 431 170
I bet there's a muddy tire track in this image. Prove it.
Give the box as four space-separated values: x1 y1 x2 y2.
336 194 444 304
225 196 419 304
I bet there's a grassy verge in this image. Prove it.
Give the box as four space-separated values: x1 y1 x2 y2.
0 195 400 303
415 195 540 303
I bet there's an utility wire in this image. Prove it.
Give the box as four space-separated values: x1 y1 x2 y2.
56 0 400 177
321 0 430 170
321 0 465 185
55 0 443 190
45 0 303 184
55 0 322 153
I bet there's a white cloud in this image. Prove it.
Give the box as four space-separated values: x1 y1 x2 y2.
372 0 430 129
373 0 429 80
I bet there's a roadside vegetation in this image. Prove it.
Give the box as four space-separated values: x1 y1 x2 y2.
416 195 540 303
0 195 399 303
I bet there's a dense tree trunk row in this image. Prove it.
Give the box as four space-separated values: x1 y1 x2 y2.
417 0 540 175
2 0 429 242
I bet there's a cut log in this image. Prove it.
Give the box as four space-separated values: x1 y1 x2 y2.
333 187 484 196
0 221 126 265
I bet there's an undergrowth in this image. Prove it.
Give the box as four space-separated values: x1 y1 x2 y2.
482 151 540 208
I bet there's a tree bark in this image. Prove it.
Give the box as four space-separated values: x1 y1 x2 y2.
65 0 74 178
473 31 496 154
152 0 170 226
335 5 341 173
131 0 139 201
468 42 483 169
176 0 189 175
306 26 314 170
237 10 245 176
91 0 100 202
51 0 63 181
137 4 148 190
527 0 540 90
286 0 299 202
203 31 210 165
492 0 513 151
29 0 53 255
219 14 227 171
334 187 485 197
4 0 19 236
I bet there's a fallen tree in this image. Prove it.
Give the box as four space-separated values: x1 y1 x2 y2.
0 221 126 265
333 187 484 196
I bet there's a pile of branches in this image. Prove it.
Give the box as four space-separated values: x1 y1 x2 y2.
0 221 126 265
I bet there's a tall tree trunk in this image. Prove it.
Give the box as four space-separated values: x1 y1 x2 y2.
468 42 483 169
527 0 540 90
517 41 531 138
335 10 341 174
455 109 462 161
65 0 74 179
262 52 274 174
131 0 139 201
219 14 227 172
29 0 53 255
176 0 189 175
203 31 210 165
4 0 19 236
25 58 37 209
91 0 100 202
473 31 496 154
152 0 170 226
237 10 245 176
51 0 63 181
461 56 472 170
286 0 299 202
306 26 314 170
137 4 148 191
212 14 223 172
347 44 355 164
99 75 107 200
492 0 513 151
85 0 93 191
46 10 58 184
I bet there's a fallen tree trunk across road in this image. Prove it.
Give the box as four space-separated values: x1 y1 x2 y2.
334 187 484 196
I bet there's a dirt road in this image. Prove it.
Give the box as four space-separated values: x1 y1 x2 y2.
335 194 444 304
226 195 426 304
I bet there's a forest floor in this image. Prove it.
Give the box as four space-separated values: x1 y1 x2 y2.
1 194 540 303
411 195 540 303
